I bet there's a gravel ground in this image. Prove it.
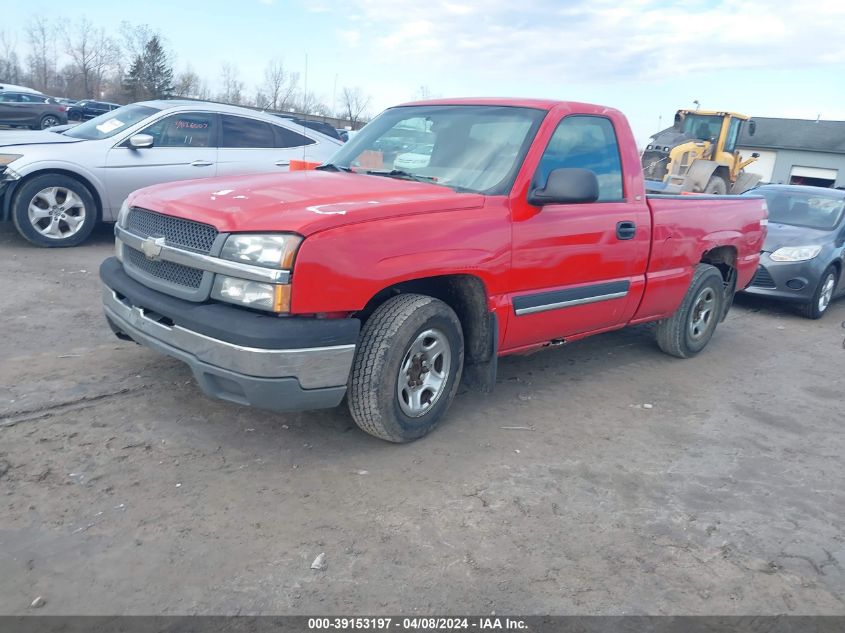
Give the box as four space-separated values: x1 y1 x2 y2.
0 223 843 615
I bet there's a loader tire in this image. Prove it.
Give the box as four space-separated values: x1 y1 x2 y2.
703 176 728 195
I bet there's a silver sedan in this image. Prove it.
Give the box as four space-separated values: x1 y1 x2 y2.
0 100 341 247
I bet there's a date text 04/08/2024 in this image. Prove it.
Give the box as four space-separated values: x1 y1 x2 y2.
307 617 528 630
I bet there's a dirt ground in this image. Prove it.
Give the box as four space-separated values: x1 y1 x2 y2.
0 223 843 616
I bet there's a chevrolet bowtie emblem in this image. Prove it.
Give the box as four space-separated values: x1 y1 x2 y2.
140 236 166 260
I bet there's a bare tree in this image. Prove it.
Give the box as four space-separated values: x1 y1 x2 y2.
263 60 299 111
173 66 201 97
0 30 22 83
119 22 158 62
340 86 371 128
295 90 331 116
252 89 270 110
63 17 119 99
26 17 57 93
219 63 243 104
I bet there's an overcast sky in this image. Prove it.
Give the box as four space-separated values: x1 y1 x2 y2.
7 0 845 143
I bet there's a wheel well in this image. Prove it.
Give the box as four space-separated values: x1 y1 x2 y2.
713 165 731 183
13 170 103 221
359 274 493 366
700 246 737 283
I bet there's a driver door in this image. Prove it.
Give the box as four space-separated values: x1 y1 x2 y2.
505 115 650 349
103 112 218 212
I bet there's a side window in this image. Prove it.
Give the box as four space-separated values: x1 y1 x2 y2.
724 118 741 153
535 116 624 202
20 94 47 103
0 93 21 102
221 115 274 148
273 124 316 148
140 113 216 148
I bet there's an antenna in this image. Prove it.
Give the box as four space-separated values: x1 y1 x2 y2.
302 53 308 160
693 100 700 111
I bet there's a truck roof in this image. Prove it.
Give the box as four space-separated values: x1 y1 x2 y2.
393 97 619 113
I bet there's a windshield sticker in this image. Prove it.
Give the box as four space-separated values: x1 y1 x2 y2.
176 119 209 129
95 118 124 134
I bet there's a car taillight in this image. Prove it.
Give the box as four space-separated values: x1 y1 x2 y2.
58 106 67 112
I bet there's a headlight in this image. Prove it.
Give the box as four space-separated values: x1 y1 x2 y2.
117 199 131 227
770 245 822 262
211 275 291 313
220 233 302 269
0 154 22 180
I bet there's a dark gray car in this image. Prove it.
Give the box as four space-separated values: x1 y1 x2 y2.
0 92 68 129
742 184 845 318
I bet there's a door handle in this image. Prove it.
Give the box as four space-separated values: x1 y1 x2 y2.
190 160 213 167
616 221 636 240
275 160 290 167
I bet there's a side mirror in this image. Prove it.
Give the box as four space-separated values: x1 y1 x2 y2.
673 112 682 131
528 168 599 206
748 120 757 137
128 133 154 149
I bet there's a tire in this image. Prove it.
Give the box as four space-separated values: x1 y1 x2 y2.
800 266 838 320
12 174 99 247
348 293 464 443
656 264 725 358
702 175 728 195
39 114 61 129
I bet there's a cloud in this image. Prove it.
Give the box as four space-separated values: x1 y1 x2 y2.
337 29 362 47
337 0 845 83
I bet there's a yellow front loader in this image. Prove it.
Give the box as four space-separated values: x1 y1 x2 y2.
642 110 761 194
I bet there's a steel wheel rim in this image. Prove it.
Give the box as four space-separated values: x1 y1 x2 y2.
397 328 452 418
28 186 87 239
818 274 835 312
41 116 59 128
688 287 716 341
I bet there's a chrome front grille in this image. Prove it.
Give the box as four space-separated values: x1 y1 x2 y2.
124 246 204 289
127 208 218 253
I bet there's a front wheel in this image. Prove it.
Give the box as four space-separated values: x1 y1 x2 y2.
11 174 98 247
347 294 464 442
800 266 838 319
39 115 61 129
656 264 725 358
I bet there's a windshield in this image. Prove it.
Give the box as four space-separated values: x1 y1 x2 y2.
681 114 723 141
63 104 160 140
754 188 845 230
330 105 546 194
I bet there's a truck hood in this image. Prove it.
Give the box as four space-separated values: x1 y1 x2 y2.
0 130 83 148
128 171 486 236
762 222 832 252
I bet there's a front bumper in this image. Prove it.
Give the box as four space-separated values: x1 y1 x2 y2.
100 257 359 411
0 178 18 222
742 253 826 303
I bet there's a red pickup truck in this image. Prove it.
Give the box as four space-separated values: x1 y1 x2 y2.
100 98 767 442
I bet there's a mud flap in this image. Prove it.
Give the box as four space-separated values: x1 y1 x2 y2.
461 313 498 393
